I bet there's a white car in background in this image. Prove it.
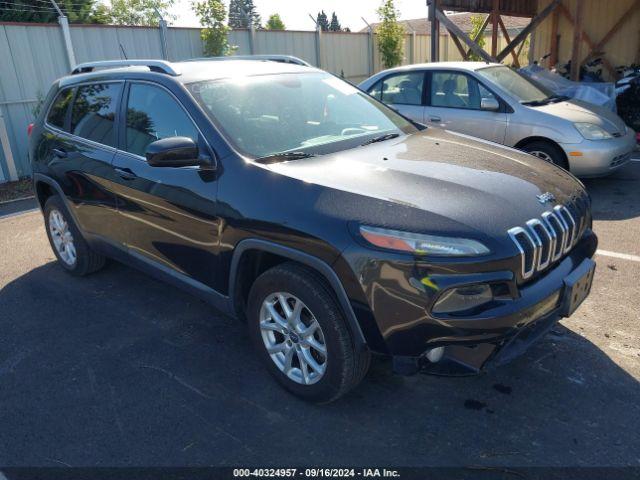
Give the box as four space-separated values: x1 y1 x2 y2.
359 62 636 177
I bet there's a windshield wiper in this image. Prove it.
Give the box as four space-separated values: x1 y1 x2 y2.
522 94 570 106
255 151 316 164
360 132 400 146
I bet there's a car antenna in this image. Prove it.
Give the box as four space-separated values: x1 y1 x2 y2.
119 44 128 60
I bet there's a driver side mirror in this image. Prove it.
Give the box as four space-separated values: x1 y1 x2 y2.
145 137 212 168
481 98 500 112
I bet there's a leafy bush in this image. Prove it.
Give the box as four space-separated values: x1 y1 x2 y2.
376 0 404 69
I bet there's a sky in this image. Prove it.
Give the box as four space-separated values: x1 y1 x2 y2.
168 0 432 31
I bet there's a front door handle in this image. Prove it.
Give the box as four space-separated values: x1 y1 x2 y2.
114 167 137 180
429 116 442 122
52 148 67 158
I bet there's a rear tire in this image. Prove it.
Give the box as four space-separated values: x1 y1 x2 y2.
44 195 106 276
247 262 370 403
522 140 569 170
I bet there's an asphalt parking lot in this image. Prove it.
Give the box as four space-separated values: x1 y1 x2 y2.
0 161 639 468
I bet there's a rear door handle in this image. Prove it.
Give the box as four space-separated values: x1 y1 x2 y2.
52 148 67 158
429 116 442 122
114 167 137 180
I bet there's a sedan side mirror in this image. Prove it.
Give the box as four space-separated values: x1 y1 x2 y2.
146 137 210 168
481 98 500 112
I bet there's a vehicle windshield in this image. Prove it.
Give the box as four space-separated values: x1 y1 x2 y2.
187 72 417 159
477 65 555 104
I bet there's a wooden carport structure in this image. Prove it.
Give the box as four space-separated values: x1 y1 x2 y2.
427 0 640 80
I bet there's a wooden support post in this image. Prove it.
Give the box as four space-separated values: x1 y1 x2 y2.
435 8 494 62
496 0 560 62
491 0 499 57
464 14 491 60
429 0 439 62
581 0 640 67
498 17 520 67
549 7 559 68
449 32 467 58
570 0 584 80
558 3 617 78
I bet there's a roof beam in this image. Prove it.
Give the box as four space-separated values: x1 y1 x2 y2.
496 0 560 62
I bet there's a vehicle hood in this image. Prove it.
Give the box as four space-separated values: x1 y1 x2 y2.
532 99 627 135
264 128 586 244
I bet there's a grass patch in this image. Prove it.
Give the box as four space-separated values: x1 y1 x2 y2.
0 178 34 203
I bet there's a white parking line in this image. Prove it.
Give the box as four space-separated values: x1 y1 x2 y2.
597 249 640 263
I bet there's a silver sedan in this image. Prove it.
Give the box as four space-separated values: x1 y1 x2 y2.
359 62 636 177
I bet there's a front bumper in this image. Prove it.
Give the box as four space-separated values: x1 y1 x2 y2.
345 231 598 375
561 129 636 177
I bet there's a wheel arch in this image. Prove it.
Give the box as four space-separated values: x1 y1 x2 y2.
514 136 569 166
229 239 367 349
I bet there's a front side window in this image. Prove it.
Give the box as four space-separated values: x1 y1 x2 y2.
125 84 199 157
369 72 424 106
431 72 495 110
187 72 417 159
70 83 121 147
47 88 74 130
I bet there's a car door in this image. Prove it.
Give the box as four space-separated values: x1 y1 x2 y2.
367 71 426 123
110 81 222 291
425 71 507 144
43 82 124 240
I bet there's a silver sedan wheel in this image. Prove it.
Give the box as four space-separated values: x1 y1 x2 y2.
259 292 327 385
528 150 553 163
49 209 77 266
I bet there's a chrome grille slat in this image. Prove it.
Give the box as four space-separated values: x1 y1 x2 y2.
510 201 587 281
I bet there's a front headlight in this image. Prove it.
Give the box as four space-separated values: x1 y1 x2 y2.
574 123 612 140
359 225 490 257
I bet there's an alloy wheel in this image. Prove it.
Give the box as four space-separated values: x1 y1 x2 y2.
528 150 554 163
49 209 77 266
259 292 327 385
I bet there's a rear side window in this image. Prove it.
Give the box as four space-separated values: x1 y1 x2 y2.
70 83 122 147
125 83 198 157
369 72 424 106
46 88 74 130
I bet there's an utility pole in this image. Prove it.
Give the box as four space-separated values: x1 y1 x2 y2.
309 14 322 69
361 17 375 75
50 0 76 69
154 7 169 60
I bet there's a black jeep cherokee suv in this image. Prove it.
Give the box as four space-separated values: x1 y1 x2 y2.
30 59 597 403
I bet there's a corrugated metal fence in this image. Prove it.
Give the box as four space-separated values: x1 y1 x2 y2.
0 22 526 183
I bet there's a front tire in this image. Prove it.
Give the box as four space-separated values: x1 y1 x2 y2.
247 262 370 403
522 140 569 170
44 195 106 276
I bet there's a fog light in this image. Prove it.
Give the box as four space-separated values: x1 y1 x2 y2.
425 346 445 363
432 284 493 314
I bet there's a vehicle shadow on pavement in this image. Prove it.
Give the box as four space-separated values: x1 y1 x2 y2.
0 260 638 468
583 162 640 221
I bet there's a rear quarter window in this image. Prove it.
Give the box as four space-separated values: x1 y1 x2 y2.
46 88 74 130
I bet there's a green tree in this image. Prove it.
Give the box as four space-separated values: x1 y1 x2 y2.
265 13 285 30
0 0 109 24
109 0 175 26
228 0 260 28
193 0 234 56
316 10 329 32
329 12 341 32
376 0 404 68
467 14 487 61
